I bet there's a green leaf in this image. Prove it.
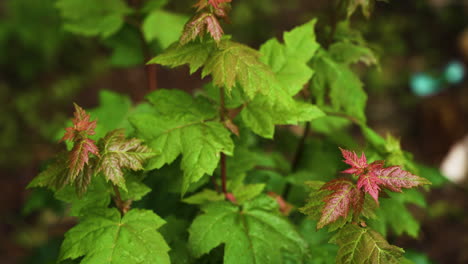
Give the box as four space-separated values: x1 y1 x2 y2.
182 189 224 205
189 196 307 264
27 154 68 191
59 208 170 264
241 88 324 138
91 90 154 139
119 173 152 201
331 224 404 264
368 190 425 238
159 216 193 264
232 183 265 204
130 89 234 194
55 177 111 217
329 41 377 66
237 19 324 138
298 219 337 264
55 0 133 38
149 40 276 99
96 129 157 190
143 10 189 49
27 152 96 195
148 40 216 74
260 19 319 95
311 50 367 123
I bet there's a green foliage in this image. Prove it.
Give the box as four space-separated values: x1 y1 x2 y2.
96 129 157 190
143 10 189 49
56 0 133 38
59 208 170 264
331 224 404 264
130 89 234 194
311 49 367 123
149 40 275 99
188 196 307 264
25 1 440 264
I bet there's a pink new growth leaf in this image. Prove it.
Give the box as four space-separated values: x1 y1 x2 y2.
61 104 99 184
357 173 383 203
340 147 368 174
318 179 361 228
61 103 97 142
339 148 430 204
376 166 431 192
208 0 231 8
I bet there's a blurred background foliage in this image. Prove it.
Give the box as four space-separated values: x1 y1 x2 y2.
0 0 467 263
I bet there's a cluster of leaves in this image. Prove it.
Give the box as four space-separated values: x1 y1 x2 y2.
300 149 430 262
25 0 442 263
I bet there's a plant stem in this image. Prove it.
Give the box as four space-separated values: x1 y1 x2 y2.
282 122 311 199
220 153 228 194
219 86 228 195
124 0 157 92
283 0 344 200
112 185 129 215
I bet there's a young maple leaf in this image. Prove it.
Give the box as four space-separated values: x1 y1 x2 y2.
318 178 363 229
61 103 99 192
180 13 223 45
376 166 431 192
340 148 430 204
96 129 157 190
61 103 97 142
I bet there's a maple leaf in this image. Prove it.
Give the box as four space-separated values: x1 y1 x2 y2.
61 103 97 142
95 129 157 190
180 13 223 45
130 89 234 194
59 208 170 264
340 148 430 204
188 196 307 264
318 179 363 229
62 104 100 188
331 224 404 264
376 166 431 192
68 138 99 183
356 172 383 203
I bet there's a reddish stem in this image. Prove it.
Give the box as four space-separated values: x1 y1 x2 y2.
220 153 227 194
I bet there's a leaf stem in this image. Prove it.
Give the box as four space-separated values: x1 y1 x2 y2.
112 185 130 215
283 122 311 199
219 86 229 197
124 1 157 92
283 0 344 200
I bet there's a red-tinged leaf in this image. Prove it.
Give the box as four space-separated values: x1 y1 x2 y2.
96 129 157 190
339 147 368 174
357 172 383 204
180 13 208 45
318 178 361 229
68 138 99 182
377 166 431 192
208 0 231 9
180 13 223 45
61 103 97 142
205 15 223 42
